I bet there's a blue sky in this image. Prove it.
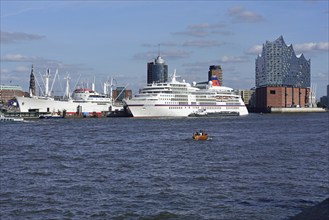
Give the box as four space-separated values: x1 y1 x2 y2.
1 0 328 97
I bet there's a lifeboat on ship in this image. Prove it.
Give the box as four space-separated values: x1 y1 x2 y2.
192 131 208 140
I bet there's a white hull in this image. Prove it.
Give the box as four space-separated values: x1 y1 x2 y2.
126 102 248 117
16 96 114 114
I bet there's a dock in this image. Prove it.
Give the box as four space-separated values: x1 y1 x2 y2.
270 107 327 113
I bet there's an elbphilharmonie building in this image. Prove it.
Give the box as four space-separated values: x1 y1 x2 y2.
255 36 311 111
256 36 310 88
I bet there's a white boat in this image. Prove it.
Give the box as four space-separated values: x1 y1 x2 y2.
0 114 24 122
16 67 121 116
16 89 117 116
38 112 64 119
124 71 248 117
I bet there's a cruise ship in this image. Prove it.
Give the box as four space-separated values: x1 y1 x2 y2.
124 71 248 117
16 67 121 116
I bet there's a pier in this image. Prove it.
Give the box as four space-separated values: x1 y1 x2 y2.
270 107 327 113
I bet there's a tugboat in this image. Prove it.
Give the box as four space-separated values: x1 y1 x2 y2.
192 130 208 140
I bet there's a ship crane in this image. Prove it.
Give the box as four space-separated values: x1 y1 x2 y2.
49 68 58 97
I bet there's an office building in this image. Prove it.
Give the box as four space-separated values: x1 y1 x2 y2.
239 89 255 106
147 56 168 84
208 65 223 86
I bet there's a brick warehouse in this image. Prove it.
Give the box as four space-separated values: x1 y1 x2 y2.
0 85 25 103
256 86 310 110
255 36 311 112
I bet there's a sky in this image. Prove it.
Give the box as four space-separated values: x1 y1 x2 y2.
1 0 328 98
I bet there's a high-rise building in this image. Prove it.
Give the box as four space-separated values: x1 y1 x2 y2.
239 89 255 106
147 56 168 84
255 36 311 111
208 65 223 86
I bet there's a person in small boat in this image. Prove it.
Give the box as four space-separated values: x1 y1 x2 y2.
193 130 208 140
194 130 207 136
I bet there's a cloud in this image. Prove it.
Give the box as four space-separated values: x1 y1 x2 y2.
14 66 31 73
142 40 225 49
1 53 93 75
183 40 224 48
294 42 329 53
246 45 263 55
1 54 40 62
182 60 212 68
220 55 249 63
141 42 178 47
172 23 231 37
228 6 264 23
1 31 45 43
164 50 192 59
173 29 208 37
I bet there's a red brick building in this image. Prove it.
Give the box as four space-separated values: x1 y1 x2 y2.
0 85 25 103
112 87 132 102
256 86 310 111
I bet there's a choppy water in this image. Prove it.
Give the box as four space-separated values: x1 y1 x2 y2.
1 113 328 219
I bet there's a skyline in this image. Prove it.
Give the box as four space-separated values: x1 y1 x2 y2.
1 1 328 97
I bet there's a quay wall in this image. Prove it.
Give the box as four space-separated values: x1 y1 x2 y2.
270 107 327 113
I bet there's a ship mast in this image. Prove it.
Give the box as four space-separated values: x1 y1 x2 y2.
64 74 71 100
49 68 58 97
45 69 50 97
110 77 113 101
92 76 95 91
103 77 113 100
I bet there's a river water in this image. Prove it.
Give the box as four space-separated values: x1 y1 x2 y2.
1 113 328 219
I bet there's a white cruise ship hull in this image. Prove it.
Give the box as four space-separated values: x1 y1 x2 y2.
16 96 113 115
126 102 248 118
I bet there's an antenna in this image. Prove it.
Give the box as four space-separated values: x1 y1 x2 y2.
158 44 161 56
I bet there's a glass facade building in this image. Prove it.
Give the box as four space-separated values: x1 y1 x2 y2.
256 36 310 88
147 56 168 84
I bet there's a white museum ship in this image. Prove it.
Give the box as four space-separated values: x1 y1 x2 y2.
16 67 121 116
124 71 248 117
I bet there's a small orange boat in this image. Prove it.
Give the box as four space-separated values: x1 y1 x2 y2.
193 132 208 140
